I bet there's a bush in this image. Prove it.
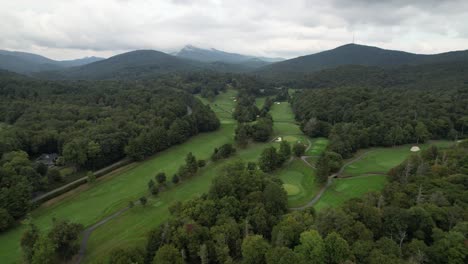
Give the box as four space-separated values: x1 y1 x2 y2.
139 196 147 206
155 172 166 184
86 171 96 183
197 159 206 167
172 174 180 184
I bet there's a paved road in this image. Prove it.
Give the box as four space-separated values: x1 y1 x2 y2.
291 150 373 210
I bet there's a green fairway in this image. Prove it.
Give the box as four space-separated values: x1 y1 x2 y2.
196 89 237 123
255 97 266 108
275 159 320 207
343 141 453 177
84 141 277 262
314 175 388 210
270 102 296 123
306 137 329 156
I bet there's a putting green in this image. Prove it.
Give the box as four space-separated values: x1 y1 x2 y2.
283 183 301 196
275 159 321 207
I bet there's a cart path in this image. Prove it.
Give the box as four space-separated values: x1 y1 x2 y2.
291 150 374 210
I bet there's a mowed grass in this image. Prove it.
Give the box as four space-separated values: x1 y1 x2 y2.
343 140 454 177
306 137 329 156
269 102 296 123
275 159 320 208
314 175 388 210
196 89 237 123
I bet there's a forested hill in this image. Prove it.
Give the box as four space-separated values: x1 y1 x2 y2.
35 49 266 80
36 50 206 80
0 49 103 74
282 60 468 89
256 43 468 77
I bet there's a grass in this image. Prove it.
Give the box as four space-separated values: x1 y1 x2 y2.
314 175 388 210
196 89 237 123
314 140 454 211
275 159 321 208
306 137 329 156
343 141 454 177
269 102 296 123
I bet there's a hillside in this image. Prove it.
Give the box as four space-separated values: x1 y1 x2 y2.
38 50 208 79
176 45 283 66
257 43 468 77
0 50 104 74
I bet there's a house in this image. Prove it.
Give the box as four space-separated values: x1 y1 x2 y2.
36 153 59 167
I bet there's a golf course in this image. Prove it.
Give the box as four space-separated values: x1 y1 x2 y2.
0 88 455 263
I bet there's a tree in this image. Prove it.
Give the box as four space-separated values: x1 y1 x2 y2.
235 124 250 148
156 172 166 185
293 142 306 157
31 236 56 264
153 244 184 264
47 168 62 182
21 224 40 263
266 247 300 264
47 219 83 260
185 152 198 176
140 196 148 206
415 122 429 144
242 235 271 264
259 147 278 172
108 247 144 264
278 140 291 165
316 154 330 183
324 232 350 264
0 208 14 231
294 230 325 264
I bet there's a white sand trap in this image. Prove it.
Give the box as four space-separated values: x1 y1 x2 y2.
275 137 282 142
276 102 281 105
410 146 421 152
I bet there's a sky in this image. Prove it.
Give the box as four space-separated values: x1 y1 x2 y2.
0 0 467 60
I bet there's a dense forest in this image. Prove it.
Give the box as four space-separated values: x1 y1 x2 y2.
100 142 467 264
0 71 220 231
292 86 468 158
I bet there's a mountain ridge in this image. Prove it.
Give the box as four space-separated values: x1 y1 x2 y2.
256 43 468 77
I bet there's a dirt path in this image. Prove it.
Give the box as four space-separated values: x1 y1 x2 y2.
291 150 373 210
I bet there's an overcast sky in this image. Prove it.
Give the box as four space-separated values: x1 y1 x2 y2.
1 0 467 60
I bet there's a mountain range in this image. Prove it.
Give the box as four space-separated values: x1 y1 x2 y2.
257 43 468 77
0 50 104 74
1 43 468 79
175 44 283 64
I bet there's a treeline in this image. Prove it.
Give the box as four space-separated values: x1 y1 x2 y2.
292 86 468 157
0 72 219 166
272 61 468 91
102 142 467 264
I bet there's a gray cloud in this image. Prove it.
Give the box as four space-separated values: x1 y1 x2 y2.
0 0 467 60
